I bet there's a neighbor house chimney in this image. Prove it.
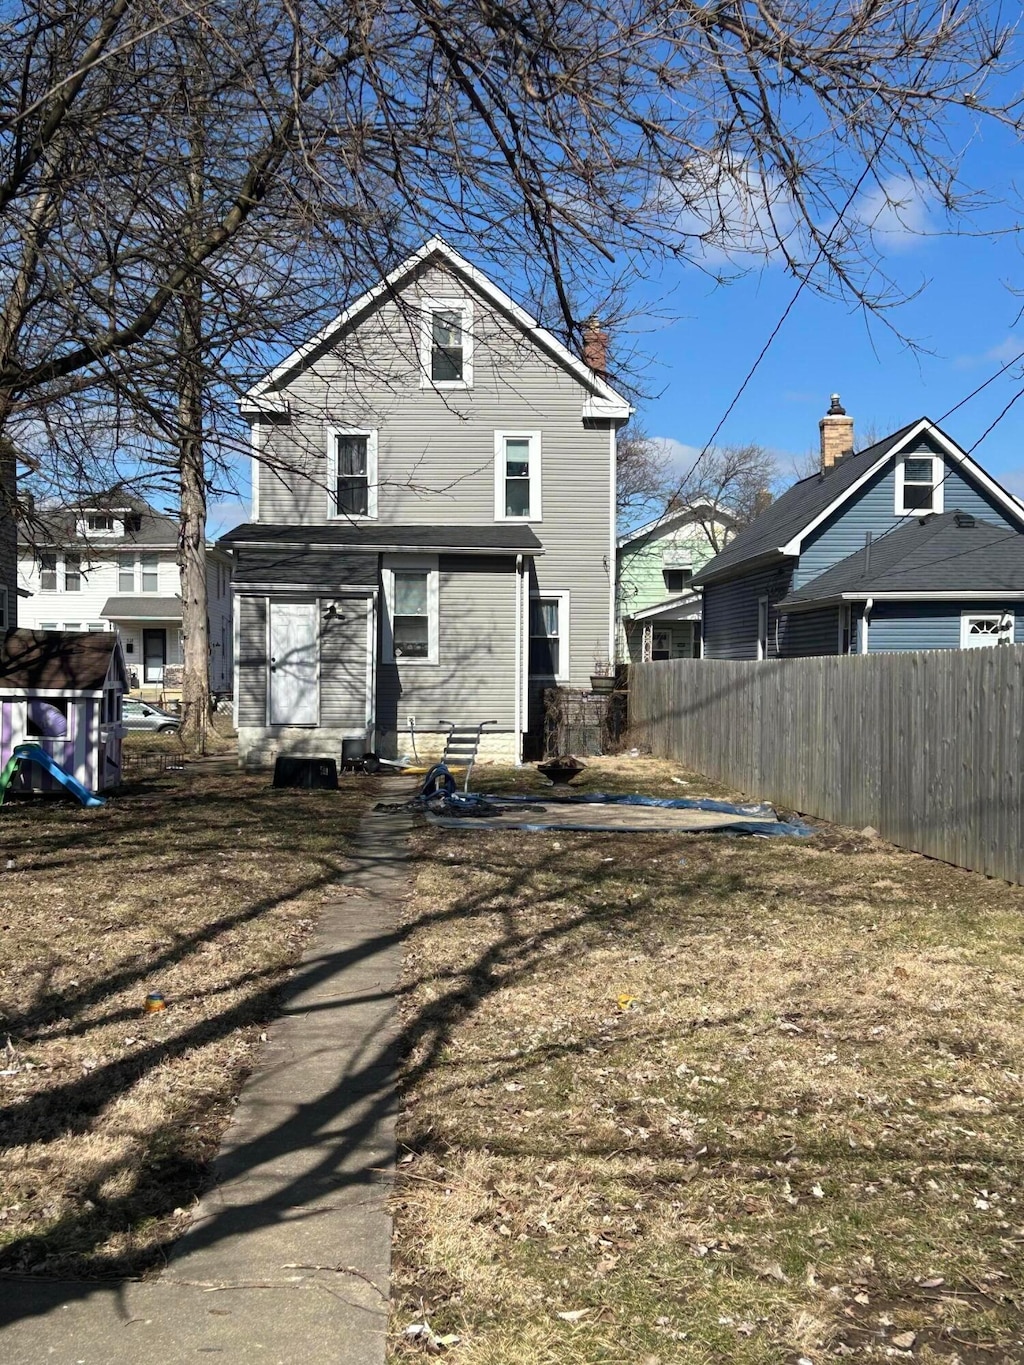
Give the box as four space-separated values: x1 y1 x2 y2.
582 316 609 376
820 394 854 472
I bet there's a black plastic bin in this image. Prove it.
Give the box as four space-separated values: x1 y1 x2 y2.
272 756 339 790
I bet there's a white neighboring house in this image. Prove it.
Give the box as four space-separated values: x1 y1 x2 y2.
17 497 233 696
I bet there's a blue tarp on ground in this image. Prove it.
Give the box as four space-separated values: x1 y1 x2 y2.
384 765 814 837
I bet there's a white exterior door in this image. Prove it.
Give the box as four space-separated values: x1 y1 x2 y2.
269 601 318 725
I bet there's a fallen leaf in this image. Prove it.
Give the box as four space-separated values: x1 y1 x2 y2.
557 1308 592 1322
892 1330 917 1350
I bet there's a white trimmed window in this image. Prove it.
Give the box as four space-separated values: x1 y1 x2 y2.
140 554 159 592
383 558 438 665
86 513 117 534
495 431 541 521
64 554 81 591
39 552 57 591
529 590 570 681
895 454 943 515
420 299 473 388
960 611 1014 648
328 428 378 519
118 556 135 592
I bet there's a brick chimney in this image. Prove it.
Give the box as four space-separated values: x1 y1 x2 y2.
582 316 609 376
820 394 854 472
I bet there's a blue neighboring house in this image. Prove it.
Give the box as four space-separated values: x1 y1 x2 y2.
691 401 1024 657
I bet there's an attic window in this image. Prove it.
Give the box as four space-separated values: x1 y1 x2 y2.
421 299 473 388
87 513 115 532
663 568 692 593
896 454 943 515
124 512 142 533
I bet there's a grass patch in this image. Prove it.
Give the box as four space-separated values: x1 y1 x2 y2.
0 765 378 1277
389 758 1024 1362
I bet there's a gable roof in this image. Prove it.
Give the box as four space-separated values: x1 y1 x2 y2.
0 629 127 692
690 418 1024 587
242 237 632 421
777 512 1024 608
19 495 229 556
617 501 735 550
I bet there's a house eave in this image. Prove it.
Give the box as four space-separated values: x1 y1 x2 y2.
691 548 790 588
778 589 1024 613
221 537 542 557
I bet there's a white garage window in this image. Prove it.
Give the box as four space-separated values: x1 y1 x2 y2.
960 611 1014 648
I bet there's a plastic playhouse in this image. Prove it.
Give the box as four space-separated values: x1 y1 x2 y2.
0 629 128 803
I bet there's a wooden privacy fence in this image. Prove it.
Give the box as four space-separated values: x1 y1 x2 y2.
629 649 1024 885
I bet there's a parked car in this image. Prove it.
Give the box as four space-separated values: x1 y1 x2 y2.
122 698 180 733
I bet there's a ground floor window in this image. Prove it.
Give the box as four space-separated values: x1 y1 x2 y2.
960 611 1014 648
384 558 438 664
529 591 569 681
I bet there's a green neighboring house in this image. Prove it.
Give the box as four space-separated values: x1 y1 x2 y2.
616 504 736 662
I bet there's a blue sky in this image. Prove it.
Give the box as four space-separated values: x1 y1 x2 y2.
627 152 1024 497
209 115 1024 535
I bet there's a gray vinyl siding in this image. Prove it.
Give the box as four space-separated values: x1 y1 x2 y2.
778 606 840 657
702 563 793 660
866 600 1024 652
320 595 372 730
254 260 612 692
237 596 267 725
375 554 517 747
795 434 1018 588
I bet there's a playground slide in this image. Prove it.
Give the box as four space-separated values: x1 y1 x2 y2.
0 744 105 808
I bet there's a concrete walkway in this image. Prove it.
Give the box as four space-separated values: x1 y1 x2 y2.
0 792 415 1364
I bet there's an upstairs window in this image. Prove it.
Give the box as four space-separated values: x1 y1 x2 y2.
896 453 943 515
663 567 692 593
86 513 116 533
64 554 81 592
495 430 541 521
328 428 378 519
141 555 159 592
118 556 135 592
421 300 472 388
124 512 143 533
39 552 57 591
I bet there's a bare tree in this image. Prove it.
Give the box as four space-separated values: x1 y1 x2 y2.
617 422 672 522
668 443 778 551
0 0 1018 747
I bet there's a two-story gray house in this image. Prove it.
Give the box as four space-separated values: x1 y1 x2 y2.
693 398 1024 657
222 239 632 766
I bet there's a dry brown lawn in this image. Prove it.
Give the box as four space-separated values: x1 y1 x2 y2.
0 762 378 1277
389 757 1024 1364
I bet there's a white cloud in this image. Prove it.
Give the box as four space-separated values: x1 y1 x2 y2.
855 174 932 250
953 335 1024 370
658 158 799 265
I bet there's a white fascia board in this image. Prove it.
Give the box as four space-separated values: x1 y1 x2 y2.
244 236 631 414
617 502 736 549
779 419 1024 557
629 594 703 623
782 590 1024 612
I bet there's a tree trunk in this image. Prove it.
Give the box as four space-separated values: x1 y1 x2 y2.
177 277 209 755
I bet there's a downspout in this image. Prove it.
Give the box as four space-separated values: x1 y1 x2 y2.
861 597 873 654
514 553 523 765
